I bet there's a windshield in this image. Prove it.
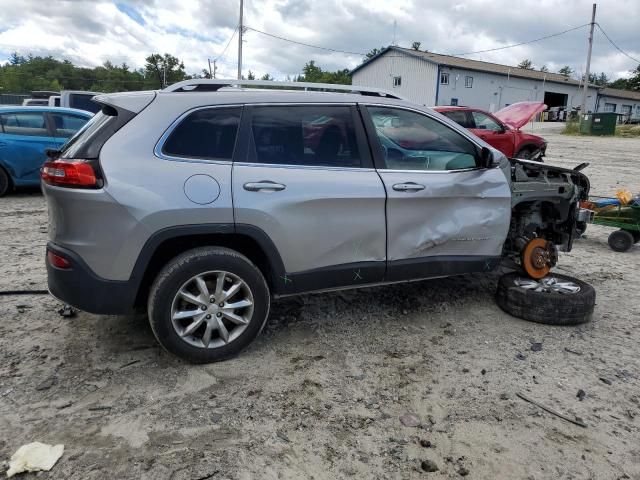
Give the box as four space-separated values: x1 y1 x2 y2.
60 110 114 158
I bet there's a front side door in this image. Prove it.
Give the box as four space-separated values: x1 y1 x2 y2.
362 105 512 281
469 110 516 157
0 111 57 185
233 104 387 294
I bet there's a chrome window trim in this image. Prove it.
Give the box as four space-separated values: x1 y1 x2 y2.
234 161 375 173
380 167 480 175
361 102 488 174
154 104 243 164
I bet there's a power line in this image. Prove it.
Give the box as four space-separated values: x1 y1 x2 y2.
449 23 590 56
595 23 640 64
244 23 593 61
245 26 366 56
213 27 238 62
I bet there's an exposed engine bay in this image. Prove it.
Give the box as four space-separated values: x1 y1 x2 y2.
504 158 590 278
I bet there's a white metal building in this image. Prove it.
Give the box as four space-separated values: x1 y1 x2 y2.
351 46 599 113
596 87 640 122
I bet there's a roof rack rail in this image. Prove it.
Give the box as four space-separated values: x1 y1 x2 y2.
162 79 405 99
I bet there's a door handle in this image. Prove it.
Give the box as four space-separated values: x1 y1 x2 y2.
243 181 286 192
392 182 425 192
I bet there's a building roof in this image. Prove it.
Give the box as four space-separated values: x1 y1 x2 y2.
598 87 640 101
351 46 595 88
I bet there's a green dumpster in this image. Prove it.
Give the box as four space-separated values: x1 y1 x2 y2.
579 112 618 135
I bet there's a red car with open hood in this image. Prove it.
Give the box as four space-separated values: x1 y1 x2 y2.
434 102 547 160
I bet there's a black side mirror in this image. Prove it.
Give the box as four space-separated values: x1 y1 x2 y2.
480 146 499 168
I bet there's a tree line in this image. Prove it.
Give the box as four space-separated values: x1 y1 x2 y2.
1 48 638 94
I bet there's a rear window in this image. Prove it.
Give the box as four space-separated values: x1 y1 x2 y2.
162 107 241 160
60 110 115 158
69 94 101 113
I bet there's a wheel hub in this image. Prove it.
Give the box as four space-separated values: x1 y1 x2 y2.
521 238 557 279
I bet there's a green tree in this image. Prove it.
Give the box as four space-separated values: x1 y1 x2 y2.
144 53 187 88
364 47 386 60
261 73 273 81
297 61 351 85
411 41 421 51
627 64 640 91
539 65 549 73
517 59 534 70
247 70 256 80
558 65 573 77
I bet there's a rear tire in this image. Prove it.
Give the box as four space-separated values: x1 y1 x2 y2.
0 167 11 197
148 247 270 363
496 272 595 326
608 230 634 252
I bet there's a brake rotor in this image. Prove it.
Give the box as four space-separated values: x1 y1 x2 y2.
521 238 557 279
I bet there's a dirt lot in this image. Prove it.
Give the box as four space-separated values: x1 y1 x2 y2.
1 132 639 480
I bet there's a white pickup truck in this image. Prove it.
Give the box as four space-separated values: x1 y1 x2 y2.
47 90 102 113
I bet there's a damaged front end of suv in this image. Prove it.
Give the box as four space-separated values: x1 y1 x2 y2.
503 158 591 279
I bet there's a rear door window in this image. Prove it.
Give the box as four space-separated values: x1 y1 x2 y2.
249 105 362 168
0 112 49 137
162 107 241 161
49 113 89 138
440 110 474 128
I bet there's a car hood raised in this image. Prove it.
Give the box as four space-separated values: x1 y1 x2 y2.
494 101 547 130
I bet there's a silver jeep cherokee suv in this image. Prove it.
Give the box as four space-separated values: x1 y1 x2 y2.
42 80 590 363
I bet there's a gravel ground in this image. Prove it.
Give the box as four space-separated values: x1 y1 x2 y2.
1 132 639 479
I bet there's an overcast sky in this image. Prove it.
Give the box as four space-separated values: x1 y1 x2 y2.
0 0 638 81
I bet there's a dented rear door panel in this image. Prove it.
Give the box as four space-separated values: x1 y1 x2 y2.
380 168 512 262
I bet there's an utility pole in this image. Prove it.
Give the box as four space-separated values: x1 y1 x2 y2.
208 58 213 78
213 60 217 79
237 0 244 80
581 3 596 115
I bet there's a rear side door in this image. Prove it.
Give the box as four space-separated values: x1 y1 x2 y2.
46 112 91 148
362 104 512 281
0 111 57 184
232 104 386 293
469 110 516 157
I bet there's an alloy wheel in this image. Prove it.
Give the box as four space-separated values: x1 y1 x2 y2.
170 270 254 349
514 276 581 294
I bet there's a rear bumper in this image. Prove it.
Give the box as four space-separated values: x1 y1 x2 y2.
46 242 137 315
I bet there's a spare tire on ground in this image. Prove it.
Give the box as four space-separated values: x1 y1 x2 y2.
496 272 595 326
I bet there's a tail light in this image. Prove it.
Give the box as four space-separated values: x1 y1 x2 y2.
41 160 101 188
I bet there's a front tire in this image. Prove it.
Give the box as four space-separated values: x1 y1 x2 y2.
148 247 270 363
0 167 11 197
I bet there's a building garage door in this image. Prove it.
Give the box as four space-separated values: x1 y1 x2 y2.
544 91 568 108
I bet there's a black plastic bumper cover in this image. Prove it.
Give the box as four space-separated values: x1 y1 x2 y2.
46 242 137 315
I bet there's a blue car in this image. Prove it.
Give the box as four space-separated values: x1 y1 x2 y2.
0 107 93 196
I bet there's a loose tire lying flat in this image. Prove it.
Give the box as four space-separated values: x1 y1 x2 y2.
496 272 595 326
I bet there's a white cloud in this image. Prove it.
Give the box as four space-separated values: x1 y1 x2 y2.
0 0 637 81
